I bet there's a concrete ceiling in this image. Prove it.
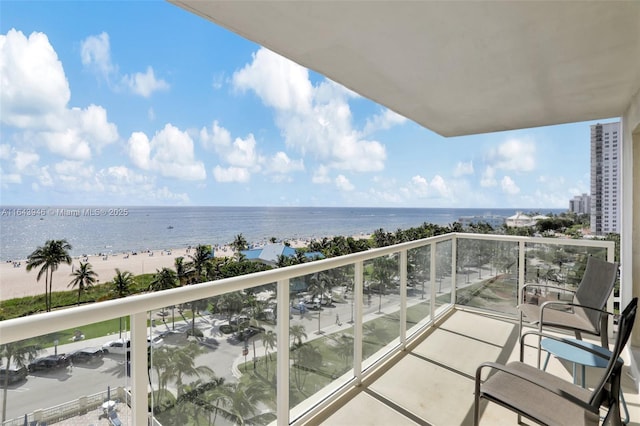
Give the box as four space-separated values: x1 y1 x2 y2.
169 1 640 137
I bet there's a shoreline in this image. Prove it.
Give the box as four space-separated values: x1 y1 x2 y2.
0 236 371 302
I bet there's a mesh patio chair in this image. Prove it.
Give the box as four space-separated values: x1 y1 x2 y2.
474 297 637 426
518 256 619 349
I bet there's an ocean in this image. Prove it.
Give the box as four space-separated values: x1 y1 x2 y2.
0 206 564 261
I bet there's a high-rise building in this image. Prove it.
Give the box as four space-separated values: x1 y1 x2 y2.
590 122 621 235
569 193 591 215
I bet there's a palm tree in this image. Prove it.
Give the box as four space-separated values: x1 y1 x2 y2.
26 239 72 311
149 268 177 292
111 269 134 338
208 380 272 425
68 261 97 305
112 268 134 298
1 341 40 421
231 234 248 260
188 245 211 283
261 330 277 378
163 343 214 397
174 257 189 286
289 324 307 348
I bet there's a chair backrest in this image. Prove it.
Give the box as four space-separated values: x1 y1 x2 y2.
589 297 638 407
573 256 619 328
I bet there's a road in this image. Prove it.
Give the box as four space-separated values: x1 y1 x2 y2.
4 284 452 422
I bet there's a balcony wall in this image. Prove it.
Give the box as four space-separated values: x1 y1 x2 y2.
0 234 615 425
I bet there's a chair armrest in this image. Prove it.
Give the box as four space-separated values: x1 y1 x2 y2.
521 284 576 305
475 361 594 411
522 283 576 295
539 301 611 324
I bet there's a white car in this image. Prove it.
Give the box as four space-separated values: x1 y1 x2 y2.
102 339 129 355
102 337 163 354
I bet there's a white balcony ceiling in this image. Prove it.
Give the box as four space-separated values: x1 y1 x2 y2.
169 0 640 137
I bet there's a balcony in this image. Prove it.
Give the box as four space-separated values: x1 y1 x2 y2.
2 233 635 425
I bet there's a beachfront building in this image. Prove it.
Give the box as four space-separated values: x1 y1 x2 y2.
591 122 622 235
2 3 639 426
505 212 533 228
570 193 591 215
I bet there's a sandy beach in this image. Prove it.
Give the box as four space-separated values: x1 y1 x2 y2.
0 237 356 302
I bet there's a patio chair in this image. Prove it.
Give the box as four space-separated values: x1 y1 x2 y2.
518 256 619 349
474 297 637 426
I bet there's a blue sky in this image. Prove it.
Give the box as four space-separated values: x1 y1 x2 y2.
0 1 619 209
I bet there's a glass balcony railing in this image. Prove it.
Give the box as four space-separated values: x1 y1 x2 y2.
0 234 615 425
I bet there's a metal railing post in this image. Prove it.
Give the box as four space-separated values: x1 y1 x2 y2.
130 312 148 426
354 261 364 384
400 250 407 348
276 279 290 426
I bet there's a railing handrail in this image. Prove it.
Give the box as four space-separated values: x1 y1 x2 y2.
0 232 614 345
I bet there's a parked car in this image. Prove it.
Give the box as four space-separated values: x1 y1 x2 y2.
28 355 69 372
229 315 250 327
67 347 104 364
0 366 28 384
239 326 265 340
101 339 130 355
102 337 164 355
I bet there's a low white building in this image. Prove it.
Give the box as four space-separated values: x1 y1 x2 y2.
506 212 534 227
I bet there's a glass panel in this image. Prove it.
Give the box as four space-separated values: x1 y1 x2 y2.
407 245 431 334
289 266 355 414
1 320 131 425
362 253 400 369
434 240 453 310
523 244 609 306
150 283 277 425
456 238 519 314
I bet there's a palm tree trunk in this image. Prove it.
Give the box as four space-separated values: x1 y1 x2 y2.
48 269 54 312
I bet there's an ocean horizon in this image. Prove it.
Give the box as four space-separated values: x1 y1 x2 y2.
0 206 565 261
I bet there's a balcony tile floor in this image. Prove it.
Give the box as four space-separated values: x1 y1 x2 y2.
311 309 640 426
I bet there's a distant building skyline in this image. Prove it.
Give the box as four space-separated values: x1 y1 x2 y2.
569 193 591 215
590 122 620 235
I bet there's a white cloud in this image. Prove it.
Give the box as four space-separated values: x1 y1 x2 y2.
453 161 474 177
266 152 304 174
233 47 312 112
0 145 11 160
312 165 331 184
81 33 169 97
489 138 536 172
213 166 250 183
335 174 354 191
0 29 70 128
14 151 39 170
363 109 407 135
406 174 451 199
127 124 206 180
1 30 119 161
80 32 115 80
41 128 92 161
122 66 169 98
232 47 387 173
430 175 450 198
501 176 520 195
410 175 429 197
226 134 261 169
480 166 497 187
